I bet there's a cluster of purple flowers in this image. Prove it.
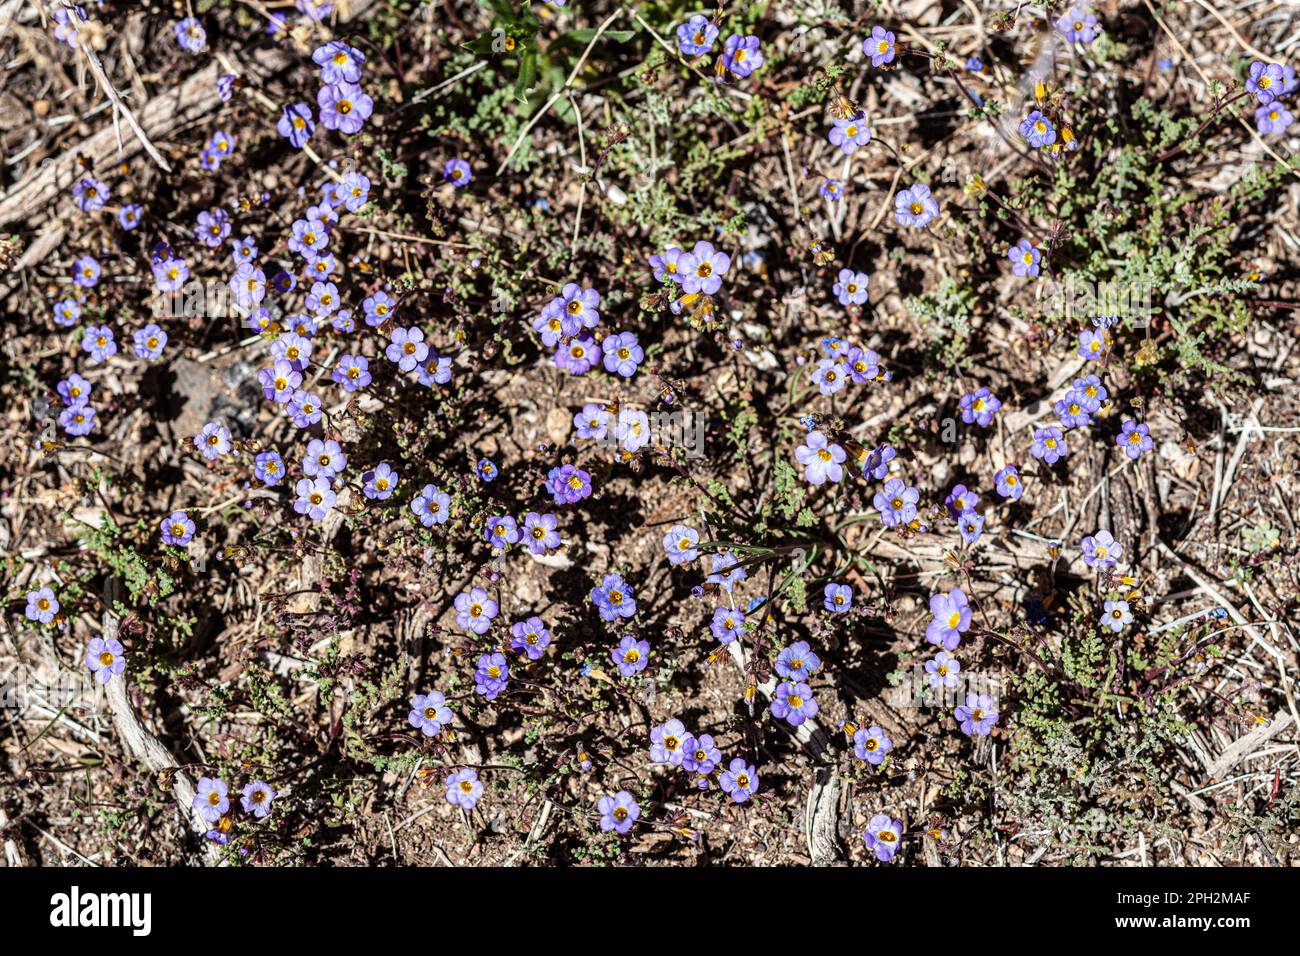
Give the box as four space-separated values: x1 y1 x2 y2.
200 130 235 171
650 718 758 801
56 371 96 437
546 462 593 504
771 640 824 728
314 41 373 136
810 336 890 400
193 775 277 844
648 240 733 299
1055 374 1108 431
945 484 984 546
1246 60 1297 135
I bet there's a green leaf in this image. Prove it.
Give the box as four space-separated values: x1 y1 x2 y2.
559 28 636 45
514 47 538 102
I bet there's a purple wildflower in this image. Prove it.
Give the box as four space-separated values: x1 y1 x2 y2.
864 25 896 67
926 588 972 651
796 431 845 485
1116 419 1153 460
994 465 1023 500
954 693 998 737
25 587 59 624
591 573 636 621
408 690 452 736
317 82 374 134
612 635 650 676
193 777 229 823
1030 426 1068 464
443 158 473 187
445 768 484 809
473 652 509 700
874 477 919 526
775 640 821 680
1081 529 1122 569
160 510 195 546
863 814 903 862
240 781 276 818
828 116 872 155
823 583 852 613
456 588 499 636
522 511 561 554
363 463 399 500
854 725 893 765
510 616 553 660
294 476 336 520
597 791 640 834
195 421 232 461
719 758 759 803
771 681 819 726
